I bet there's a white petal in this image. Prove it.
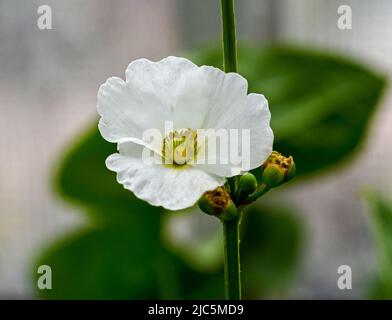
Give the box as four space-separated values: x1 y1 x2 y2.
106 142 225 210
171 66 248 129
242 93 274 168
125 56 198 109
97 56 198 143
195 93 273 176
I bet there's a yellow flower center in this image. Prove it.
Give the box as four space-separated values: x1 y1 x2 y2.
162 128 197 166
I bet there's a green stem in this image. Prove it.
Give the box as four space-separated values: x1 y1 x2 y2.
221 0 238 194
221 0 237 73
247 183 271 203
222 213 242 300
221 0 241 300
221 0 238 193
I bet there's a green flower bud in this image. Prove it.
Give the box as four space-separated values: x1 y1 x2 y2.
198 186 238 221
261 151 296 188
262 165 284 187
198 193 216 216
236 173 257 204
238 173 257 194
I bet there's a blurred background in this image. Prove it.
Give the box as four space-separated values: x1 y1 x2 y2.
1 0 392 299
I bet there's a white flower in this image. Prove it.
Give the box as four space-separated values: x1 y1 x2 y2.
97 56 273 210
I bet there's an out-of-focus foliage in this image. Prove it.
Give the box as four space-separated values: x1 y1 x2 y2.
241 206 302 298
34 46 385 299
366 191 392 299
192 46 385 177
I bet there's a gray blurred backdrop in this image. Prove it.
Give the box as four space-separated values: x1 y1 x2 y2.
1 0 392 298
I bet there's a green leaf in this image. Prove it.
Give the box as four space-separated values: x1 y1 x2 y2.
55 125 134 211
35 221 227 299
365 191 392 299
35 227 162 299
241 205 302 297
191 46 386 177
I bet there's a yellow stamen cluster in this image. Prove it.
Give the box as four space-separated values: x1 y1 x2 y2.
162 128 198 166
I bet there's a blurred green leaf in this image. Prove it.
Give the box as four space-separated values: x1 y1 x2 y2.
54 125 140 214
36 223 226 299
241 205 302 298
191 46 386 177
36 227 161 299
365 191 392 299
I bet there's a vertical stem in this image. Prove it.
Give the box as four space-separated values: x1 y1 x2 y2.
221 0 238 73
222 213 242 300
221 0 238 192
221 0 241 301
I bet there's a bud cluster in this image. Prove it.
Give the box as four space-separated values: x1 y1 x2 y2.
199 151 296 220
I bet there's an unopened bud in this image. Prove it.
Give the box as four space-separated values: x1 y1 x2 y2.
261 151 295 188
198 187 238 221
236 173 257 204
